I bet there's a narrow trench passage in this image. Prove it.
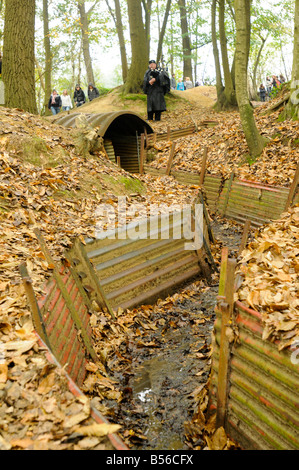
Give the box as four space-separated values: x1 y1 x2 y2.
101 217 244 450
128 287 218 450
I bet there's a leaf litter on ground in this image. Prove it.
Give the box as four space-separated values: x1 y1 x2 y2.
0 88 297 450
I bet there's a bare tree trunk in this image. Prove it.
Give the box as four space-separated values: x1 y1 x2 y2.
218 0 237 107
156 0 172 64
235 0 265 158
124 0 148 94
114 0 128 83
283 0 299 120
105 0 128 83
3 0 37 114
212 0 224 103
43 0 52 115
252 34 268 100
78 0 95 85
178 0 192 81
142 0 153 58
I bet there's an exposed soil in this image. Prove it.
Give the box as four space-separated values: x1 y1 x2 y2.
49 85 217 123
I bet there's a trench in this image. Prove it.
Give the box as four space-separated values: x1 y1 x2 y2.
101 219 243 450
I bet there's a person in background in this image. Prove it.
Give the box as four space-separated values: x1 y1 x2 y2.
185 77 193 89
176 79 185 91
279 74 286 84
170 74 176 90
61 89 73 111
73 84 86 107
259 84 266 102
143 59 167 121
272 75 281 88
266 76 272 95
48 89 62 115
88 83 100 101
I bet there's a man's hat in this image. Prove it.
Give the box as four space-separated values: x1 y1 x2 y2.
149 60 156 64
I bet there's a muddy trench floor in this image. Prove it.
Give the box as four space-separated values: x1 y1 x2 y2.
91 217 245 450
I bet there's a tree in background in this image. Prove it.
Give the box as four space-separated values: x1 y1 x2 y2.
124 0 148 93
283 0 299 120
156 0 172 64
212 0 237 109
3 0 37 114
234 0 266 158
78 0 98 85
105 0 128 83
43 0 52 115
178 0 192 80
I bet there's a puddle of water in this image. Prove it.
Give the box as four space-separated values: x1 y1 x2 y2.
131 341 192 450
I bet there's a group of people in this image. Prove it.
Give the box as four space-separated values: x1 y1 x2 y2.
170 75 196 91
258 74 286 102
48 82 100 115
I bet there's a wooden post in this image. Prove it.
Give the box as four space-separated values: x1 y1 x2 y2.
33 228 99 363
198 190 216 244
238 219 251 257
216 257 236 428
191 209 216 281
165 141 176 176
221 171 235 216
199 147 208 186
72 239 116 321
218 246 229 299
117 156 121 168
19 262 51 350
143 127 148 148
139 133 145 174
167 125 171 141
285 161 299 211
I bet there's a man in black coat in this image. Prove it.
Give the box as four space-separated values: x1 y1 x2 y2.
143 60 168 121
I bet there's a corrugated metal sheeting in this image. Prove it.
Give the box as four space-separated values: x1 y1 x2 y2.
145 166 298 226
55 111 154 174
83 211 202 311
217 179 291 226
211 302 299 450
36 264 93 387
54 111 154 138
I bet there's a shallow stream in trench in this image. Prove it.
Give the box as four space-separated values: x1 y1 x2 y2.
129 287 218 450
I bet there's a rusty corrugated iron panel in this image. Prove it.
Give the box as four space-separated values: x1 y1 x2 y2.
85 211 202 310
203 175 224 212
217 179 290 225
37 264 90 387
143 166 297 224
32 316 128 450
146 125 196 143
211 301 299 450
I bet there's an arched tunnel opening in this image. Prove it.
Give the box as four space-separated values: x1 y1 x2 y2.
54 111 154 173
